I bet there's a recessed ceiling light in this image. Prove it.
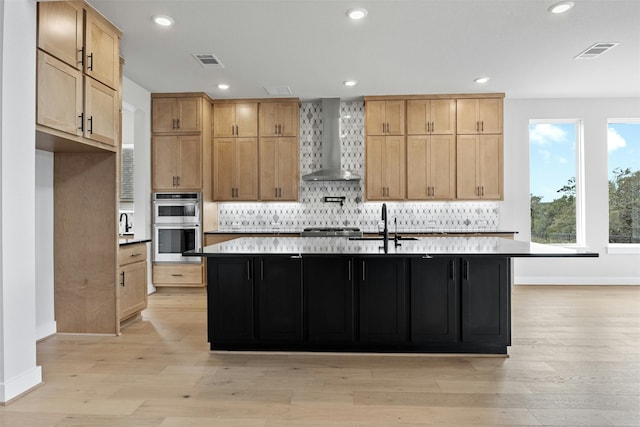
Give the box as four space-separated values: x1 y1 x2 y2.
218 84 229 90
344 80 358 87
548 1 574 14
474 77 490 84
346 8 368 20
153 15 174 26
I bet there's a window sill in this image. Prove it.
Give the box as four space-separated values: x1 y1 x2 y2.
607 244 640 255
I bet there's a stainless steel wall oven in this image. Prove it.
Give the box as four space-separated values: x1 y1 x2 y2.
152 192 202 263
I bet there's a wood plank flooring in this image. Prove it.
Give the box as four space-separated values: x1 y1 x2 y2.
1 286 638 426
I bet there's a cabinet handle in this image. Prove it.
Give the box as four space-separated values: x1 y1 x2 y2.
171 274 183 277
348 260 352 281
247 260 251 280
87 52 93 71
362 260 366 281
120 271 125 287
176 118 180 129
481 121 484 132
382 123 385 133
275 124 278 134
260 260 264 280
431 122 435 133
172 119 176 129
463 260 469 281
476 121 479 132
87 116 93 134
78 47 84 66
176 176 180 186
291 255 302 259
450 260 455 281
232 124 235 135
78 113 84 131
130 253 142 257
481 186 485 196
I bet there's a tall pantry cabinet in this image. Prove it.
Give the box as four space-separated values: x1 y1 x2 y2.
151 93 213 288
36 0 125 334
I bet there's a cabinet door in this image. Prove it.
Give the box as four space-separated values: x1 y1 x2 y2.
258 103 278 137
461 257 510 345
213 138 235 200
365 136 385 199
479 98 503 134
176 135 202 189
456 135 480 199
37 51 83 136
152 98 177 133
235 138 259 200
213 104 236 137
479 135 503 199
119 261 147 321
358 258 407 343
235 103 258 137
277 102 299 137
406 135 429 199
258 137 278 200
37 1 83 69
304 257 354 342
384 100 405 135
85 9 119 90
176 98 201 132
456 99 479 134
365 101 386 135
152 135 177 190
431 99 456 134
276 137 299 201
411 257 458 343
430 134 456 199
257 257 303 341
84 76 117 146
406 100 429 135
207 257 254 342
384 135 406 200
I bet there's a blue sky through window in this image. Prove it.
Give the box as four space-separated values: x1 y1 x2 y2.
607 122 640 180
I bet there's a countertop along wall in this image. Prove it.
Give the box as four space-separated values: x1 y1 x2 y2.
503 97 640 285
217 101 502 234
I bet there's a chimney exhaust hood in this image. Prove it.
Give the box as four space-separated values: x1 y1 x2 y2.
302 98 361 181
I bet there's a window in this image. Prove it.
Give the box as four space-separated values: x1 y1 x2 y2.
529 120 584 245
608 120 640 244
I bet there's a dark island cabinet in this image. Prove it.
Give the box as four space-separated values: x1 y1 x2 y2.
358 258 408 343
207 257 254 342
304 257 354 342
257 256 303 341
461 257 510 346
411 257 459 343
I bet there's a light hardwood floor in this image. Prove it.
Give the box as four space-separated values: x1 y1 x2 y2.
1 286 638 426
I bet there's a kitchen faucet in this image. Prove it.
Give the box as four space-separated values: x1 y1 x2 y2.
119 212 132 234
381 203 388 251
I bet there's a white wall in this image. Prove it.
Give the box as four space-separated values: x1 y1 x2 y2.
502 97 640 284
0 0 41 403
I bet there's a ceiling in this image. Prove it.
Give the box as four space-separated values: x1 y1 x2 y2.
87 0 640 101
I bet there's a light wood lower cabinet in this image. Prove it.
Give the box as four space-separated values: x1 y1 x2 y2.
118 243 148 322
153 263 204 287
406 135 456 200
457 134 503 200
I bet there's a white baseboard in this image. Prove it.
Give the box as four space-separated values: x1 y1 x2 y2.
515 276 640 285
36 320 57 341
0 365 42 403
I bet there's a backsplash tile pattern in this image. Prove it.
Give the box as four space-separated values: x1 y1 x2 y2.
217 101 500 232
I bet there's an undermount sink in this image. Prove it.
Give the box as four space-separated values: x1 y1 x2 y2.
348 236 418 241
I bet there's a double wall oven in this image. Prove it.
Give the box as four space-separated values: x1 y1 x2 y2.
153 192 202 263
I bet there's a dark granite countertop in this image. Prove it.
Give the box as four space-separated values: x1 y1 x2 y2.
204 230 518 235
119 237 151 247
187 236 597 258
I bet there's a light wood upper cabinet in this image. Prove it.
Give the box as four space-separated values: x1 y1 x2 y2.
152 97 202 133
456 98 503 134
84 8 120 90
152 135 202 190
366 135 406 200
37 50 83 136
407 135 456 200
366 100 405 136
213 103 258 137
213 137 258 200
84 76 117 146
407 99 456 135
259 137 299 201
457 134 503 199
37 1 83 70
259 102 299 137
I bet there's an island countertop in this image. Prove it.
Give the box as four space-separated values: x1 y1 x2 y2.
188 236 598 258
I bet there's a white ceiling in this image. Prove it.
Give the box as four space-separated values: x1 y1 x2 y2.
87 0 640 101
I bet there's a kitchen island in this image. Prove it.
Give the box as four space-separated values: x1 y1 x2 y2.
189 236 597 354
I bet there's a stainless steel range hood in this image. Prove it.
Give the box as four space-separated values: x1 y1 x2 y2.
302 98 361 181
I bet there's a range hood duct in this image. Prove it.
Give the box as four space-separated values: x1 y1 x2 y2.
302 98 361 181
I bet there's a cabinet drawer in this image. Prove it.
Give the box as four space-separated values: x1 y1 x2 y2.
118 243 147 266
153 263 203 286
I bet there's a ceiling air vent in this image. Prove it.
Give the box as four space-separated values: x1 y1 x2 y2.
264 86 292 96
574 42 619 59
192 53 224 69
